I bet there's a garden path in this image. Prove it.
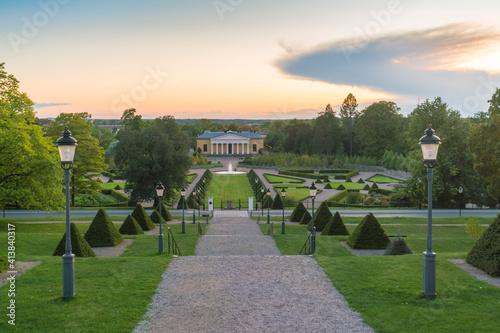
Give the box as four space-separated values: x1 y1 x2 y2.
136 210 373 333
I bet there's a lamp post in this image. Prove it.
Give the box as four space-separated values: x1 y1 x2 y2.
458 186 463 217
255 178 259 210
56 127 77 298
202 178 206 210
266 188 271 224
181 187 186 234
192 188 197 224
281 187 286 234
155 182 164 253
261 186 264 216
419 124 441 298
309 182 317 254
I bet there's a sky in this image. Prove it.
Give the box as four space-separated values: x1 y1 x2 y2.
1 0 500 120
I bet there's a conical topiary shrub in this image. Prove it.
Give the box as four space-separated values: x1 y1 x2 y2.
85 209 124 247
346 177 352 182
324 183 333 189
177 196 186 210
385 237 413 255
299 209 312 225
346 213 390 249
263 195 273 208
290 202 307 222
371 182 379 189
307 202 332 232
114 184 122 190
156 202 172 221
54 223 96 257
131 204 155 231
322 211 350 236
363 185 370 190
315 179 323 184
271 193 283 210
466 214 500 276
337 184 346 190
357 178 365 183
119 215 144 235
150 210 167 225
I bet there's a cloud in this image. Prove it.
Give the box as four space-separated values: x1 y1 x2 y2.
277 23 500 115
34 103 71 109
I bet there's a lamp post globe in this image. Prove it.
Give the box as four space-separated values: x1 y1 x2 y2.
180 187 186 234
309 182 317 254
419 124 440 298
266 188 271 224
155 181 165 253
281 187 286 234
56 127 77 298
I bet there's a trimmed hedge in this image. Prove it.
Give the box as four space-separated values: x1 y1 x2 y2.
119 215 144 235
327 189 349 202
324 183 333 189
156 202 172 221
319 169 350 173
321 211 349 236
299 209 312 225
337 184 346 190
385 237 413 255
346 213 390 249
271 193 284 210
84 209 124 247
357 178 365 183
131 204 156 231
307 202 332 232
150 210 167 225
263 195 273 208
466 214 500 276
290 202 307 222
53 223 95 257
279 170 329 181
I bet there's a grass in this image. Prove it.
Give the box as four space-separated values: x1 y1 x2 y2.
206 174 254 208
186 173 198 183
0 220 205 331
325 182 367 190
266 217 499 333
272 185 314 203
99 181 126 190
263 173 305 183
366 174 405 183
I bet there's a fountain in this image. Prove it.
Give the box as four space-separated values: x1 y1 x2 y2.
214 161 246 175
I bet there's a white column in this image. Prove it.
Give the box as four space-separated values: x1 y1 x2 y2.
247 142 249 154
216 143 218 154
211 142 213 154
237 143 239 154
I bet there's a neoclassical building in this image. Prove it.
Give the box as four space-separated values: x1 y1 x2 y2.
196 130 266 155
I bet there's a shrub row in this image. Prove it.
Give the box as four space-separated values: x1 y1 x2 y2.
248 169 267 203
279 170 329 181
319 169 350 173
327 189 349 202
182 169 213 209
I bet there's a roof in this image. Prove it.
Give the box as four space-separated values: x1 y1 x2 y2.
197 130 264 139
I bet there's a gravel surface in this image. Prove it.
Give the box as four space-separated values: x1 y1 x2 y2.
136 211 373 333
91 239 135 257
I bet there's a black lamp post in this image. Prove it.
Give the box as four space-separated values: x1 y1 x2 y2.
192 188 197 224
266 188 271 224
309 182 317 254
281 187 286 234
419 124 441 298
155 182 164 253
261 186 264 216
202 178 206 210
180 187 186 234
56 127 77 298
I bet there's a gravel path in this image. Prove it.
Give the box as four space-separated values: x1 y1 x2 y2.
137 211 373 333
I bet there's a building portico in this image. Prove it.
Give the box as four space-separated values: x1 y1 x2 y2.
197 130 265 155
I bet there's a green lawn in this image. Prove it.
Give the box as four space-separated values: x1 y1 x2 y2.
366 174 405 183
263 173 305 183
272 185 315 203
206 174 254 208
186 173 198 183
264 218 499 333
325 182 367 190
99 181 126 190
0 221 204 332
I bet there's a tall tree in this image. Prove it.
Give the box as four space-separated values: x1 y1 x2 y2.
115 114 192 204
0 62 63 210
353 101 403 158
312 104 342 155
46 113 106 206
339 93 359 157
468 89 500 201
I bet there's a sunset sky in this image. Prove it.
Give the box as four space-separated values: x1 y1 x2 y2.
1 0 500 119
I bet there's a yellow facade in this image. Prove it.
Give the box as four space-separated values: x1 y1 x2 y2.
196 134 264 155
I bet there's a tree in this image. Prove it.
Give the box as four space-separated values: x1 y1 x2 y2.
339 93 359 157
0 63 64 210
312 104 342 155
46 113 106 206
353 101 403 158
115 113 192 204
468 89 500 201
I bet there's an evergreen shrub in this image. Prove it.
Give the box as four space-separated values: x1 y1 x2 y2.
0 250 8 272
337 184 346 190
307 202 332 231
346 213 390 249
84 209 124 247
357 178 365 183
346 177 352 182
131 204 155 231
119 215 144 235
385 237 413 255
114 184 122 190
150 210 167 225
54 223 95 257
156 202 172 221
290 202 307 222
324 183 333 189
271 193 283 210
466 214 500 276
299 209 312 225
321 211 349 236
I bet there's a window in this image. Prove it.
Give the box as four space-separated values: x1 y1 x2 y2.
203 144 208 152
252 144 257 152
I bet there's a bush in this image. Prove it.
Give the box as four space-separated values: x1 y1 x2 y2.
363 185 370 190
327 189 349 202
324 183 333 189
131 204 156 231
357 178 365 183
371 182 379 189
107 177 114 183
346 177 352 182
114 184 122 190
177 196 186 209
0 250 8 272
385 237 413 255
150 210 167 225
271 193 283 210
346 213 390 249
337 184 346 190
110 189 128 202
299 209 312 225
346 192 363 204
53 223 96 257
322 211 349 236
263 195 273 209
290 202 307 222
307 202 332 232
466 214 500 276
315 179 323 184
119 215 144 235
84 209 124 247
156 202 172 221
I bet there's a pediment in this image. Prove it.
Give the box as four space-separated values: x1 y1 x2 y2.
212 133 250 141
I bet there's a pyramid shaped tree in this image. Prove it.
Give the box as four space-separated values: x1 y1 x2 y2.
322 211 350 236
466 214 500 276
53 223 96 257
150 210 167 226
271 192 284 210
263 195 273 209
131 204 155 231
299 209 312 225
119 215 144 235
346 213 390 249
307 202 332 232
290 202 307 222
155 202 172 221
84 209 124 247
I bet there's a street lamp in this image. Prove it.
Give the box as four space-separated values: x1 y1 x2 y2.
56 127 77 298
309 182 317 254
266 188 271 224
192 188 197 224
281 187 286 234
180 187 186 234
255 178 259 210
458 186 463 217
419 124 441 298
261 186 265 216
155 181 164 253
202 178 206 210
